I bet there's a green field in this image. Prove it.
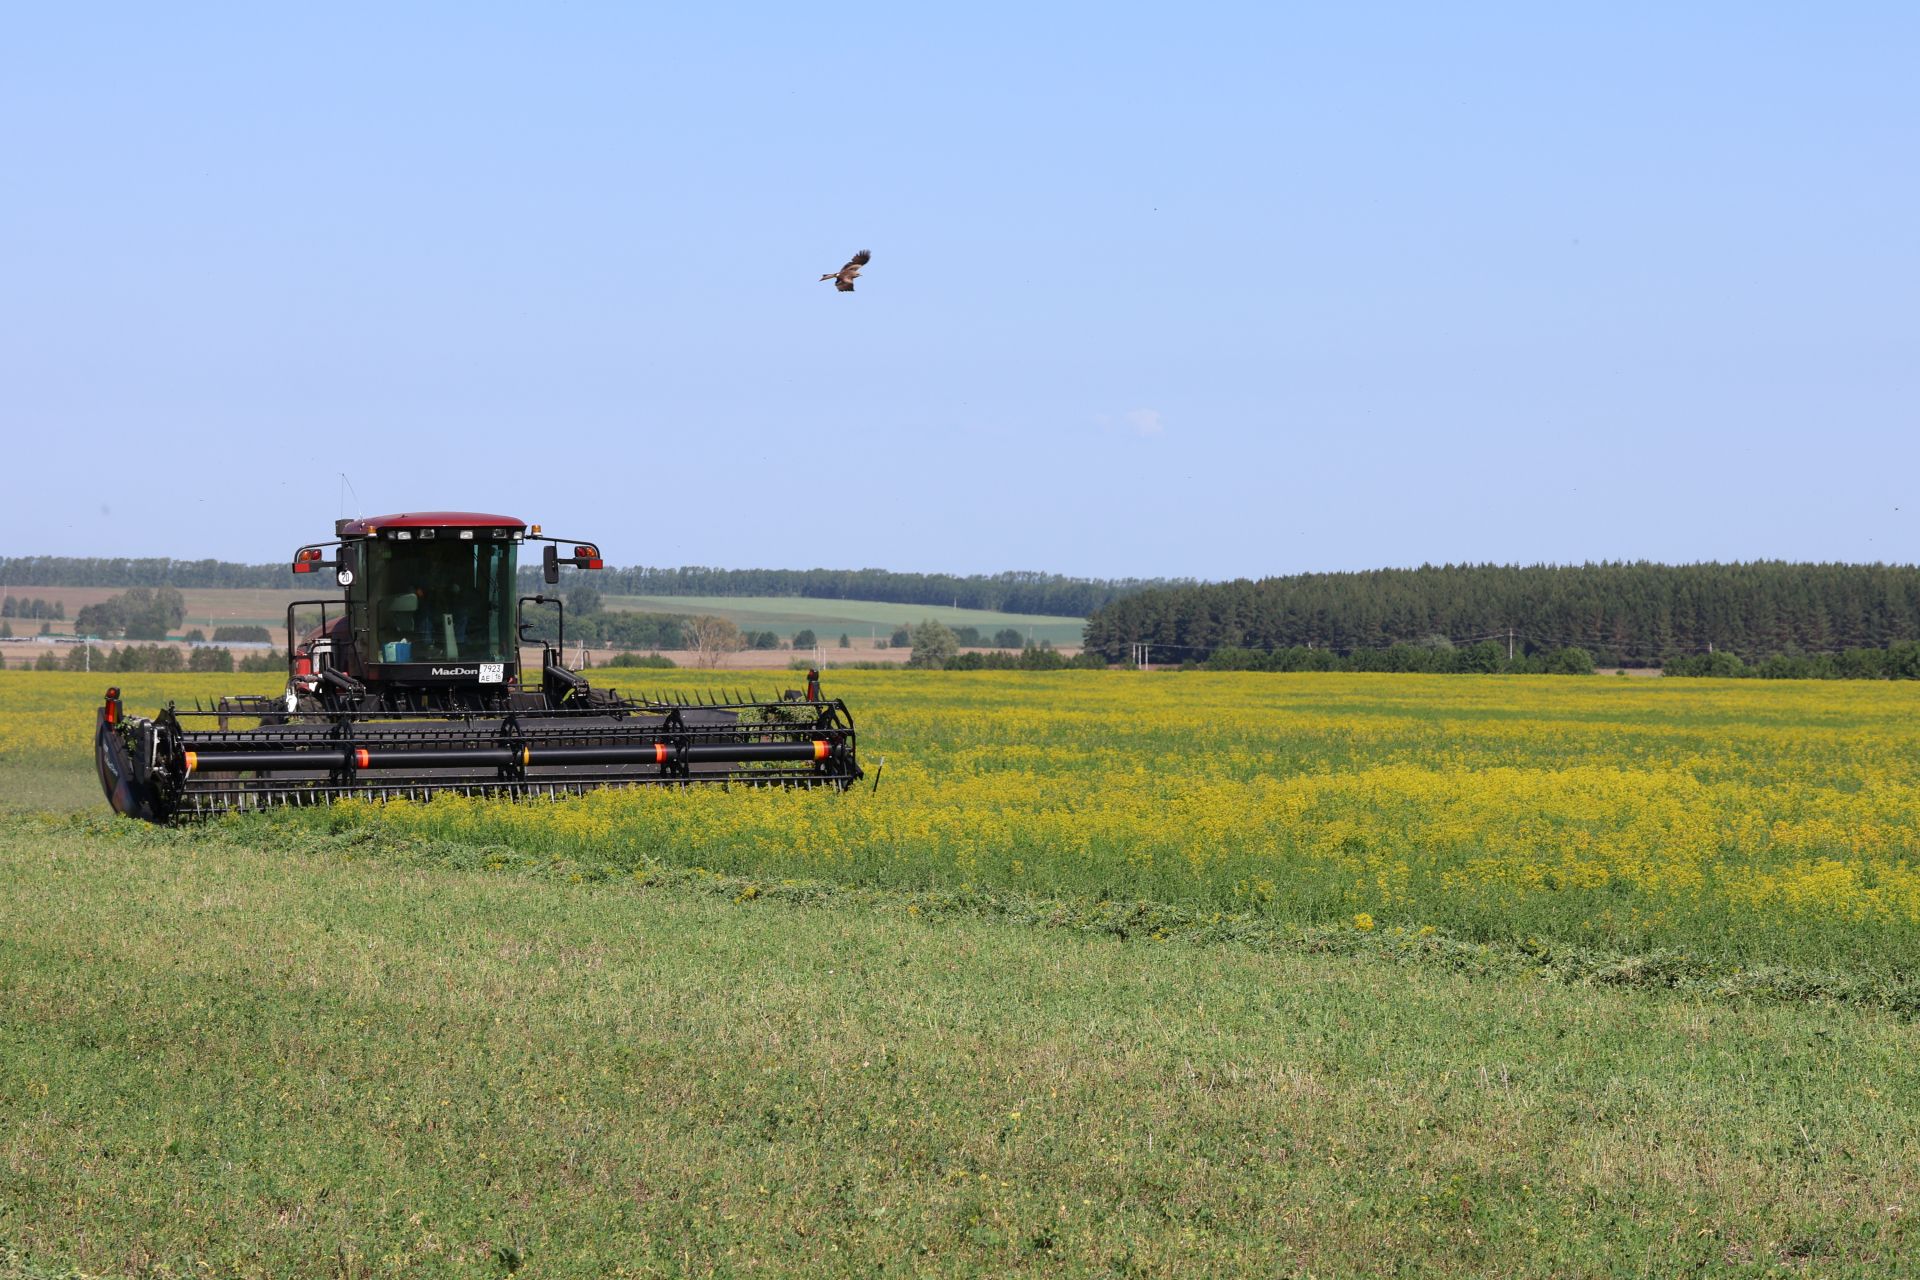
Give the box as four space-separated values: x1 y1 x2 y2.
7 822 1919 1278
10 587 318 637
599 594 1086 647
4 671 1919 1276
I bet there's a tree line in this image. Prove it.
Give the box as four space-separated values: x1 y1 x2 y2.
1665 644 1920 680
19 644 282 673
74 588 189 640
1083 562 1920 667
0 557 298 588
1199 642 1597 676
0 557 1173 617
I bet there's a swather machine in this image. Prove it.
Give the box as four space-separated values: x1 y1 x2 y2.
96 511 861 822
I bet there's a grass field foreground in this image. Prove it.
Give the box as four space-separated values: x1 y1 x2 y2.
3 822 1917 1277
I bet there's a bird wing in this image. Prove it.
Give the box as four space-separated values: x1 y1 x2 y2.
825 250 871 290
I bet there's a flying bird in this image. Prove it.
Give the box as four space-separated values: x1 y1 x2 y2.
821 249 871 292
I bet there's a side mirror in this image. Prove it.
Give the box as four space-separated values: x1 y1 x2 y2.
543 544 560 585
335 544 359 589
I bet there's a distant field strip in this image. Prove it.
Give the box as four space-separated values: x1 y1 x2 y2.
14 587 1089 646
600 593 1087 645
12 670 1919 978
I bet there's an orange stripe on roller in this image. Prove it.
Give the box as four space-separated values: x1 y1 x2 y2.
654 743 668 764
521 747 531 766
813 739 830 760
354 748 370 769
183 751 197 774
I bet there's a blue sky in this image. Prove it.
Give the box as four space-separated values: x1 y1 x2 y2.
3 4 1914 579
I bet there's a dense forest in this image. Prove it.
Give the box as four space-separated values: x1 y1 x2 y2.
1083 563 1920 667
0 557 1165 616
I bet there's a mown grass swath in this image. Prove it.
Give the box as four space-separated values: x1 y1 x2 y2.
5 821 1918 1276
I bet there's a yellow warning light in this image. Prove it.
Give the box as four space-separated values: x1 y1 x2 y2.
529 524 543 536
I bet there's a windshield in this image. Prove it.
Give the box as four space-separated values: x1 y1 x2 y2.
366 537 517 663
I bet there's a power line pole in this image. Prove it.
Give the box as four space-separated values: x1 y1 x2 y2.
1507 627 1515 661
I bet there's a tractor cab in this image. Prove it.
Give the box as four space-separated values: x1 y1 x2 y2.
285 511 601 708
358 519 520 673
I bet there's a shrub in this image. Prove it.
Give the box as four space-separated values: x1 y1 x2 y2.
565 584 603 617
603 652 677 669
944 648 1106 671
1541 646 1595 675
571 611 689 651
907 620 959 669
111 644 185 673
686 617 744 669
238 649 286 673
1666 652 1748 678
75 587 186 640
189 646 235 673
61 644 113 671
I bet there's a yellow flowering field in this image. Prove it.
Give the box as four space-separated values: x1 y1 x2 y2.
6 669 1919 970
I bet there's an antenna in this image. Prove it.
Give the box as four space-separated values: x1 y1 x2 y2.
339 473 364 521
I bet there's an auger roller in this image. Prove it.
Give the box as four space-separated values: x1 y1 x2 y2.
95 511 862 823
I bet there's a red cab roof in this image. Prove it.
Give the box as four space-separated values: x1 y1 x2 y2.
339 511 526 537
